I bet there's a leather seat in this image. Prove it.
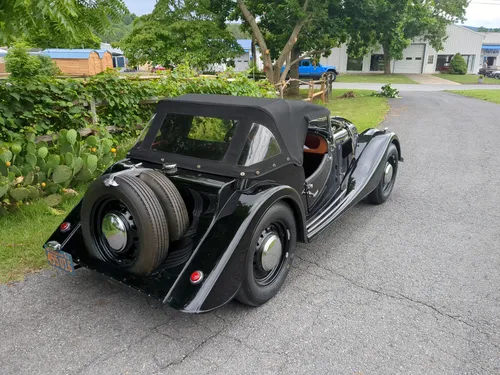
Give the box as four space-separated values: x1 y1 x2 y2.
304 133 328 154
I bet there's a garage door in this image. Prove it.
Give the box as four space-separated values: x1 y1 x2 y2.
393 44 425 74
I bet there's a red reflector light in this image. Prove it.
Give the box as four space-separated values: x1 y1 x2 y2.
60 222 71 233
190 271 203 284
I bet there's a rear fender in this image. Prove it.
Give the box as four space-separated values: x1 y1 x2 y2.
352 130 401 201
167 184 305 313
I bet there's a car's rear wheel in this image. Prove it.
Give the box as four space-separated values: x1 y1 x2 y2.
236 202 296 307
367 143 399 205
81 173 170 276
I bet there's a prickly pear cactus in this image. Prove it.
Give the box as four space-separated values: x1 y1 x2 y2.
52 165 73 184
23 171 34 185
0 150 13 163
0 177 9 199
44 194 62 207
10 187 30 201
11 143 22 155
86 135 99 147
46 154 61 169
37 147 49 159
26 142 36 155
66 129 78 145
27 186 39 199
73 157 84 175
64 152 74 167
85 154 98 173
25 153 37 168
75 167 93 182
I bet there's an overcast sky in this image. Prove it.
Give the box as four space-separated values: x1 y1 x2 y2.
123 0 500 28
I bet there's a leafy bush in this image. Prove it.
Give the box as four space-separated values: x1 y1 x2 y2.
5 43 42 80
5 42 60 79
0 65 275 139
38 55 61 76
449 53 468 75
0 77 91 136
373 84 400 98
0 132 119 208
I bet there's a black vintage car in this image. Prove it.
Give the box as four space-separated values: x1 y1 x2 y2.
44 94 402 313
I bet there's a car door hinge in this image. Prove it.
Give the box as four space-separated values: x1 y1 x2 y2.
302 183 319 198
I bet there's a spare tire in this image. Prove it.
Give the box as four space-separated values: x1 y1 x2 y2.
81 173 170 276
138 170 189 241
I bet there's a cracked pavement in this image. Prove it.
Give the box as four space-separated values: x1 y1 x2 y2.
1 92 500 374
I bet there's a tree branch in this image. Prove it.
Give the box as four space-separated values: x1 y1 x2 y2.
273 0 311 82
237 0 274 80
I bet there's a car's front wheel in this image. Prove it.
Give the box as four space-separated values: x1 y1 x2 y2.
236 202 297 307
367 143 399 205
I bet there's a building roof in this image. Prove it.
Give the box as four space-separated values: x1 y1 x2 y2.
236 39 252 52
100 43 124 55
481 32 500 45
41 49 109 59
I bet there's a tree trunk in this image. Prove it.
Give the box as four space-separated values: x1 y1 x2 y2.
382 43 392 75
251 37 257 71
285 47 300 97
237 0 274 82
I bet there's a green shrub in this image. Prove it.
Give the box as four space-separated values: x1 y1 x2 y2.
0 132 119 208
373 84 400 98
449 53 468 75
5 42 60 79
0 65 275 139
5 42 41 80
38 55 61 76
0 77 90 136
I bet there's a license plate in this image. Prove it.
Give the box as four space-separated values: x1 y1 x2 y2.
45 248 75 275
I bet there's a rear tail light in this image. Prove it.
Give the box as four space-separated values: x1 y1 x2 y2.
190 270 204 284
60 222 71 233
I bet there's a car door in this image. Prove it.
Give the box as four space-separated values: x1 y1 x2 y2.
299 60 311 77
308 63 323 79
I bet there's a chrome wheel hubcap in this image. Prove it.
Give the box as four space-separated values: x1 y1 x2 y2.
102 213 128 252
384 162 393 186
260 234 282 272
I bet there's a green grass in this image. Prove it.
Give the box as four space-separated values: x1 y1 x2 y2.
0 194 83 283
337 73 418 84
433 74 500 85
447 90 500 104
327 89 390 132
292 89 390 133
0 139 135 284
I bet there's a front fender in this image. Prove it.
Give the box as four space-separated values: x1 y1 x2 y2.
166 184 305 313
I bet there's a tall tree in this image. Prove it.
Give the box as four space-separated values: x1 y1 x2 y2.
119 0 243 69
210 0 346 85
0 0 127 48
343 0 468 74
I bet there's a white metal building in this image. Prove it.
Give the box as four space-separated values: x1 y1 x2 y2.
320 25 484 74
209 39 263 73
480 32 500 67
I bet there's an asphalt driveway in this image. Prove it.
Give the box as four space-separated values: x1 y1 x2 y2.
1 92 499 374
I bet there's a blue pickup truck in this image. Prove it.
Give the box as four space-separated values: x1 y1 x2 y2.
282 59 339 81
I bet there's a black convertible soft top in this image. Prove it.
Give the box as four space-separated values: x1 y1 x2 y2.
160 94 330 166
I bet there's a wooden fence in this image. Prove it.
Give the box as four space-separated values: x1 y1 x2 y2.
275 74 334 103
